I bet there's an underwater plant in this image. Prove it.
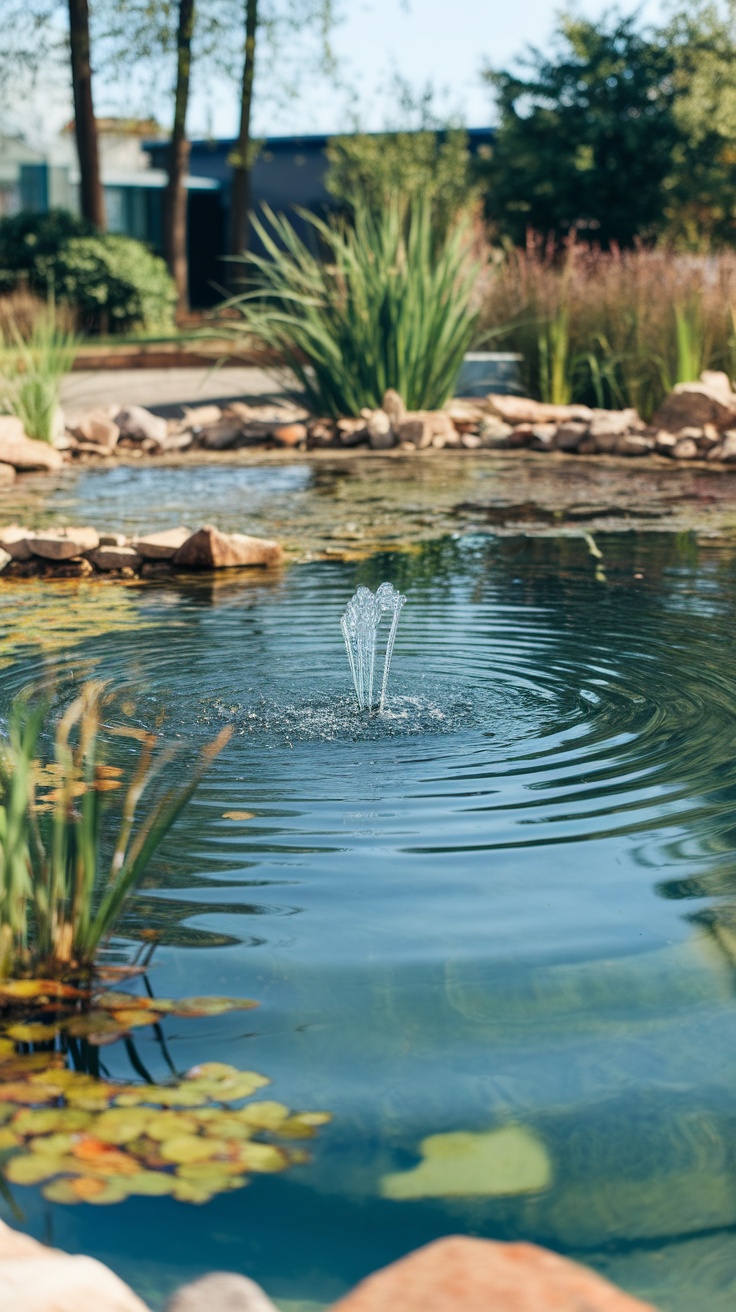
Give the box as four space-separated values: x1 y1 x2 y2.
0 682 232 979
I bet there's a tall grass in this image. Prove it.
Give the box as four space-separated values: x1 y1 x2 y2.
225 199 480 416
478 240 736 419
0 683 231 979
0 298 78 443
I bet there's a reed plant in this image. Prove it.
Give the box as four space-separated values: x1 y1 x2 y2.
0 683 231 979
225 198 480 416
478 240 736 419
0 298 78 443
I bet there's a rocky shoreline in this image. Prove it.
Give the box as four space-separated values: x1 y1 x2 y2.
0 523 282 580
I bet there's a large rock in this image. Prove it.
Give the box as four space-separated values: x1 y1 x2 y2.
0 526 33 560
0 1218 148 1312
589 408 641 439
398 412 457 449
114 405 168 446
272 423 307 447
0 462 15 485
89 545 142 572
651 371 736 433
71 409 120 450
199 418 246 450
366 409 395 450
487 396 593 425
382 389 407 426
166 1272 278 1312
29 527 100 560
0 417 63 471
173 525 283 570
328 1236 656 1312
132 527 191 560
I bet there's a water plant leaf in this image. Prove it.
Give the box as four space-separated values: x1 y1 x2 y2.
170 1180 215 1204
221 812 255 821
144 1111 200 1141
0 1128 21 1149
89 1108 154 1144
41 1177 85 1204
0 1080 64 1103
236 1101 290 1130
0 981 83 1001
5 1023 60 1043
110 1009 163 1030
171 997 259 1018
5 1152 63 1184
13 1108 91 1135
123 1170 177 1196
28 1133 78 1156
70 1136 140 1176
229 1142 288 1173
159 1134 230 1165
68 1175 110 1201
380 1125 553 1201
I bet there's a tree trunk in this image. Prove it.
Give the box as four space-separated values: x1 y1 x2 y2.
68 0 105 229
163 0 195 319
228 0 258 264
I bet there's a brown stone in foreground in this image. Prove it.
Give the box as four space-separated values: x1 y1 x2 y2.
173 525 283 570
72 408 121 450
0 421 63 471
89 545 143 572
133 526 191 560
329 1237 656 1312
0 1217 149 1312
651 371 736 433
29 527 100 560
487 395 594 425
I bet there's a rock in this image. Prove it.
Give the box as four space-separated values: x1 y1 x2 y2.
487 396 593 425
461 434 482 449
366 409 395 450
328 1237 656 1312
707 443 725 461
72 409 120 450
133 527 191 560
673 438 699 460
507 425 533 448
0 548 11 572
173 525 283 570
140 560 175 577
592 431 619 453
160 429 196 453
44 556 95 578
478 416 513 447
699 422 721 450
0 418 63 471
336 418 368 447
0 462 15 485
166 1272 278 1312
445 398 487 427
272 423 308 447
182 404 223 429
530 423 557 450
114 405 168 446
0 526 33 560
99 533 128 547
651 371 736 432
654 432 678 455
0 1217 149 1312
714 432 736 461
199 419 245 450
577 436 598 454
554 422 588 452
29 527 100 560
615 435 654 456
89 546 142 572
398 412 457 449
589 408 642 438
308 419 338 447
382 389 406 426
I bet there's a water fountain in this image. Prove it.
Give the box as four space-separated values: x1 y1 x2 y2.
341 583 407 712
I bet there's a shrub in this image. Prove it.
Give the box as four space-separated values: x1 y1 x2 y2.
0 210 176 334
0 683 231 979
227 199 480 416
326 128 477 232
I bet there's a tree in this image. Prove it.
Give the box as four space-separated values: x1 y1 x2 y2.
326 128 475 229
481 13 681 247
228 0 258 258
162 0 195 315
68 0 106 229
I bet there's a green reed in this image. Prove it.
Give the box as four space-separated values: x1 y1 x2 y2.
0 683 231 979
0 297 78 443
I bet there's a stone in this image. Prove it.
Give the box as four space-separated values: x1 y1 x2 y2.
589 408 641 438
89 546 143 572
328 1236 657 1312
673 438 699 460
487 395 593 425
114 405 168 446
461 434 482 448
699 422 721 449
0 1218 148 1312
577 437 598 454
44 556 95 578
72 409 120 450
530 423 557 450
445 398 487 427
554 422 588 452
140 560 175 577
651 371 736 433
654 432 678 455
173 525 283 570
99 533 129 547
133 527 191 560
166 1272 278 1312
337 418 368 446
0 547 11 572
182 404 223 429
398 412 457 449
0 461 15 485
478 416 513 447
366 409 395 450
0 526 33 560
615 435 654 456
160 429 196 453
29 527 100 560
199 419 245 450
382 389 406 426
272 423 308 447
714 431 736 462
0 419 63 471
308 419 338 447
592 431 619 453
507 425 533 448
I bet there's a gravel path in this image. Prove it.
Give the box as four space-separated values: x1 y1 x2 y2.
61 365 302 419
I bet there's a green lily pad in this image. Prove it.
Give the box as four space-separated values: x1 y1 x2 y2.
380 1125 553 1201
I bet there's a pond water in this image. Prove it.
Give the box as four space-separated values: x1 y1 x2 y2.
2 531 736 1310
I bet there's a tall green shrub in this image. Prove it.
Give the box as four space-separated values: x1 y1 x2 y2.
227 199 480 416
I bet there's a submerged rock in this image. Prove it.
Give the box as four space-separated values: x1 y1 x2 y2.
166 1273 278 1312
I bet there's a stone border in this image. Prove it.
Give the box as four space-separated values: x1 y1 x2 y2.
0 524 282 580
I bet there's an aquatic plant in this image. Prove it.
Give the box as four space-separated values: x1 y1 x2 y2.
0 683 232 979
0 298 78 443
0 979 330 1206
224 197 480 416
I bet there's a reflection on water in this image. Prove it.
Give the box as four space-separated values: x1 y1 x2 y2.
3 533 736 1309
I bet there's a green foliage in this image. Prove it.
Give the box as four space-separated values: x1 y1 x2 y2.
0 300 78 443
0 211 176 333
0 684 231 979
226 199 479 416
326 128 476 230
481 14 681 247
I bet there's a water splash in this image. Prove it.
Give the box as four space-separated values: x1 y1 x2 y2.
341 583 407 712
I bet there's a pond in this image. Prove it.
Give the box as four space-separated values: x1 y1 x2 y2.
2 530 736 1311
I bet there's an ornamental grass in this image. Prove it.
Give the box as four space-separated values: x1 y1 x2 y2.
0 682 231 979
225 198 480 416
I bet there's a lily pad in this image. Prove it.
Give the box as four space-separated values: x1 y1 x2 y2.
144 1111 200 1142
380 1125 553 1201
90 1108 155 1144
5 1152 63 1184
0 1080 64 1103
159 1134 230 1165
237 1101 290 1130
171 998 258 1018
13 1108 91 1135
124 1170 178 1196
41 1177 85 1204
